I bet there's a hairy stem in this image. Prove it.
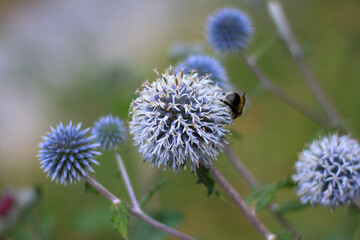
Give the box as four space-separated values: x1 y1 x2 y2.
266 0 343 127
239 50 331 128
115 152 141 210
84 175 195 240
223 145 300 238
207 164 275 240
223 145 260 188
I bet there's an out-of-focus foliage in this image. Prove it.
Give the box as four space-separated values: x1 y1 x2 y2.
1 0 360 239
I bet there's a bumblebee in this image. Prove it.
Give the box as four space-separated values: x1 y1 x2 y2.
222 92 246 119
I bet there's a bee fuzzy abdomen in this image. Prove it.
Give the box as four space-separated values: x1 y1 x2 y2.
222 92 246 119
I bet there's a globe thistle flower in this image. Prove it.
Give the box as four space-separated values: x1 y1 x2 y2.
293 134 360 207
175 54 230 91
92 115 127 151
206 7 253 53
129 68 232 171
38 122 101 185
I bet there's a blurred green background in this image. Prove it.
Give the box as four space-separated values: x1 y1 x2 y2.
0 0 360 239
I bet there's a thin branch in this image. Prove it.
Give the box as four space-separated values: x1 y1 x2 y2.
207 164 275 240
266 0 343 127
222 145 300 238
239 50 331 128
84 175 195 240
223 145 260 189
115 152 141 210
129 208 193 239
85 175 120 205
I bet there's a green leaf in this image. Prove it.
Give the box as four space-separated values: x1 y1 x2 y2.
131 209 182 240
140 178 168 208
273 200 309 214
276 230 298 240
246 185 277 211
246 175 295 211
277 175 296 189
110 203 129 240
196 166 223 199
115 170 122 178
84 182 100 196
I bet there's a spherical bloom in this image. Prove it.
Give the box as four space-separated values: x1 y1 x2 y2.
206 7 253 53
175 54 230 91
92 115 127 150
38 122 101 185
129 68 232 171
293 134 360 207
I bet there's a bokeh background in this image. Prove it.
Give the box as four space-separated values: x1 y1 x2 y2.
1 0 360 239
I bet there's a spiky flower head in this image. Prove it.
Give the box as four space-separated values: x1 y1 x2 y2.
129 68 232 171
92 115 127 150
175 54 230 91
38 122 101 185
206 7 253 53
293 134 360 207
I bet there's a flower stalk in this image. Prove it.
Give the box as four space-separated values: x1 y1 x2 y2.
84 175 196 240
239 50 331 128
266 0 343 128
115 152 140 211
207 164 275 240
223 145 300 238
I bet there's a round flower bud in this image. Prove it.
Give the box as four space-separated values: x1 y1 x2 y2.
38 122 101 185
175 54 230 91
129 68 232 171
206 7 253 53
293 134 360 207
92 115 127 151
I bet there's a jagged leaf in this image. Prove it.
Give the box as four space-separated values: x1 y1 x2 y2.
196 166 223 199
273 200 309 214
131 209 182 240
140 178 168 208
246 175 295 211
276 230 297 240
110 203 129 240
84 182 99 196
246 184 277 211
277 175 296 189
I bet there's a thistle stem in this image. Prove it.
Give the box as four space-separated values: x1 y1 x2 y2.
266 0 343 127
115 152 141 210
223 144 300 238
85 175 120 205
84 176 195 240
207 164 275 240
239 50 331 128
223 145 260 189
